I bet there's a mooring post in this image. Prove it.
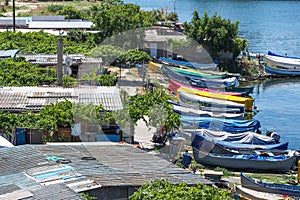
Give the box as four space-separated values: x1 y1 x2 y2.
298 160 300 184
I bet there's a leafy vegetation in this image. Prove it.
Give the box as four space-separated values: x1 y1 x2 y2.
128 87 181 132
183 10 247 59
129 179 232 200
0 58 57 86
0 31 95 54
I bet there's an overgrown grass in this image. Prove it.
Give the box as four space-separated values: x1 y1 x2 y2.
246 173 297 184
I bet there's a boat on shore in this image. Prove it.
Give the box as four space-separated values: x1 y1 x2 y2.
158 57 218 70
233 185 286 200
168 79 244 96
192 148 295 172
181 115 261 133
225 86 254 94
178 87 253 111
178 90 245 113
190 131 288 153
161 65 239 88
172 104 244 119
241 172 300 197
168 100 242 114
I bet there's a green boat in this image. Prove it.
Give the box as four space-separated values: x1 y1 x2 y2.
225 86 254 94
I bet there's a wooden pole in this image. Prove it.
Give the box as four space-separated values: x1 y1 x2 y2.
57 31 63 86
298 160 300 184
13 0 15 32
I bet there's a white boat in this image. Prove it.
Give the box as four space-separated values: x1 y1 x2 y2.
263 54 300 70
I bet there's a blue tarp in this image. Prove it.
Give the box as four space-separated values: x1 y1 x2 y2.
181 115 261 133
191 133 289 151
159 57 217 69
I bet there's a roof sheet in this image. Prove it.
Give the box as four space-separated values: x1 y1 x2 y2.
0 86 122 111
28 21 93 29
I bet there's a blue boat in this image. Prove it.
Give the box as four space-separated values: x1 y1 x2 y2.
265 65 300 76
267 51 300 59
181 115 261 133
158 57 217 70
192 148 295 172
241 173 300 197
191 132 288 152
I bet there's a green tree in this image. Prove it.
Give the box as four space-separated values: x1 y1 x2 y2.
93 4 155 41
57 5 87 20
167 12 178 22
183 10 247 59
117 49 152 64
87 45 126 66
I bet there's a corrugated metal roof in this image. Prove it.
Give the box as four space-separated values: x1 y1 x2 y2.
0 86 122 111
35 143 212 187
0 49 19 58
28 21 93 29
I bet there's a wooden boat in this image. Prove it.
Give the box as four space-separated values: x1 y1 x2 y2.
263 54 300 70
241 172 300 197
158 57 217 70
265 65 300 76
171 67 225 79
172 104 244 120
181 115 261 133
168 79 244 96
267 51 300 59
190 132 288 152
147 61 162 73
233 185 285 200
168 100 242 114
192 148 296 172
168 79 243 96
161 65 239 88
225 86 254 94
178 90 245 113
178 87 253 111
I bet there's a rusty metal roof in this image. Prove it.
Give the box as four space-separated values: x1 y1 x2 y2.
0 86 123 111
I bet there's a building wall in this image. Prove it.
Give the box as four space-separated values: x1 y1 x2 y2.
86 186 137 200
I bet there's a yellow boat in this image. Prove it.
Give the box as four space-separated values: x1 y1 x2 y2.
147 61 162 73
177 87 253 111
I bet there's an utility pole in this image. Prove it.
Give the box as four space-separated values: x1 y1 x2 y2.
57 31 63 86
13 0 16 31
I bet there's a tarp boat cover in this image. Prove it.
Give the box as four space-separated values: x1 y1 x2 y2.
186 128 276 144
178 87 253 111
191 132 288 151
172 104 244 120
168 79 243 96
178 90 245 113
181 115 261 133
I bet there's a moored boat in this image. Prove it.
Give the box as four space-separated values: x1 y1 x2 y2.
190 131 288 152
265 65 300 76
181 115 260 133
168 79 244 96
172 104 244 120
178 87 253 111
178 90 245 113
161 65 239 88
263 54 300 70
192 148 295 172
267 51 300 59
168 100 242 114
158 57 218 70
241 172 300 197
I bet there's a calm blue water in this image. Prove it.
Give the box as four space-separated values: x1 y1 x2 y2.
125 0 300 149
125 0 300 56
253 79 300 150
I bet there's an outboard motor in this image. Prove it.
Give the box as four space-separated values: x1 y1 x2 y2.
267 131 280 143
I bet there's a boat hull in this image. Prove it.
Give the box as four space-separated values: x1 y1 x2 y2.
193 148 295 172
